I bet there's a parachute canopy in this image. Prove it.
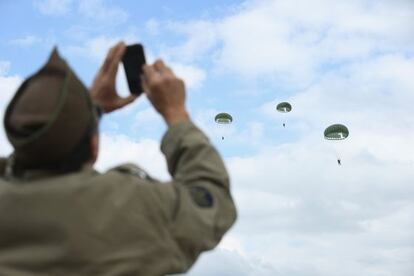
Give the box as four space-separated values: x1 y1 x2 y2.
215 113 233 124
276 102 292 113
324 124 349 140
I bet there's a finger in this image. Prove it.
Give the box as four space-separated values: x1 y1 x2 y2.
153 59 174 76
153 59 165 72
143 64 161 84
108 42 126 77
116 94 138 108
101 44 119 73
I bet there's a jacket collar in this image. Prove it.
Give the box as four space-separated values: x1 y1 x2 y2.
3 162 96 182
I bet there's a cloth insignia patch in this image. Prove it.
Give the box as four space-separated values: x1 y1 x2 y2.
190 186 214 208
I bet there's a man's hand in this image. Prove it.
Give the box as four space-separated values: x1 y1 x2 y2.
143 60 189 126
91 42 138 113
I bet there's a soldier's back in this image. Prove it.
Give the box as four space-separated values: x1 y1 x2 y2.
0 165 186 276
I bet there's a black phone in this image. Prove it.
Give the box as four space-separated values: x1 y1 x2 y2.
122 44 146 95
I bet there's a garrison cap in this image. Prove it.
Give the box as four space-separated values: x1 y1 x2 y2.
4 48 99 167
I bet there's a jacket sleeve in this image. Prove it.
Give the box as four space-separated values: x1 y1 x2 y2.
161 121 237 268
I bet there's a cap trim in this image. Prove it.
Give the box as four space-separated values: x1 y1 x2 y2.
7 68 72 147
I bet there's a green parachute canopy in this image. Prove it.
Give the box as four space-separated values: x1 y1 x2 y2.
215 113 233 124
324 124 349 140
276 102 292 113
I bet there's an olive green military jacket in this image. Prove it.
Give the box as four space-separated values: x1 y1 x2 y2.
0 122 237 276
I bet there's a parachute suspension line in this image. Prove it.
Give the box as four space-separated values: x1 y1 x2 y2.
324 124 349 166
276 102 292 129
215 112 233 141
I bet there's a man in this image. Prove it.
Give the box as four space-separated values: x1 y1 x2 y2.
0 42 237 275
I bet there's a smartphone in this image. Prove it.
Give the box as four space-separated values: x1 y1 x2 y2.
122 44 146 95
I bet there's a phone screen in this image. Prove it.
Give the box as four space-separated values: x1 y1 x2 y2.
122 44 146 95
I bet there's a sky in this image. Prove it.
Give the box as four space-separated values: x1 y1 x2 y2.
1 0 414 275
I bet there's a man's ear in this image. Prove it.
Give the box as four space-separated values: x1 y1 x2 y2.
90 133 99 164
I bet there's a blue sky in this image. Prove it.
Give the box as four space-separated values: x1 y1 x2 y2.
1 0 298 156
1 0 414 275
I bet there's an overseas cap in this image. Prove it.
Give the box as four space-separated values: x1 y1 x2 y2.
4 48 99 168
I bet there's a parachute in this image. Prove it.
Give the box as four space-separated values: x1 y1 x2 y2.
276 102 292 113
276 102 292 127
215 113 233 140
324 124 349 140
324 124 349 165
215 112 233 124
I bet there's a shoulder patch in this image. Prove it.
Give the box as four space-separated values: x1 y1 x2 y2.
190 186 214 208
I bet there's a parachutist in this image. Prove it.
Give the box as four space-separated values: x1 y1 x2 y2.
215 112 232 142
324 124 349 166
277 102 291 130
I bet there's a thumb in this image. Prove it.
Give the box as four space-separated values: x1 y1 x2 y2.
116 94 138 108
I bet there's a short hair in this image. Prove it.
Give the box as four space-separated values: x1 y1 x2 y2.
12 126 97 176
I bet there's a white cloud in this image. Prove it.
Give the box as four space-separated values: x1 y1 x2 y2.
34 0 128 25
0 64 22 156
217 0 413 83
6 1 414 275
114 65 132 98
157 1 414 274
133 107 162 129
186 247 278 276
162 0 414 87
95 133 170 181
9 35 42 47
145 18 161 36
273 53 414 165
145 5 414 266
192 108 267 149
65 34 206 91
64 34 144 66
214 138 414 275
78 0 128 25
193 108 237 142
65 35 123 61
170 62 206 90
33 0 74 16
0 62 10 76
164 20 219 63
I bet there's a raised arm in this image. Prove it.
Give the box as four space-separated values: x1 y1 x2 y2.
143 59 237 269
90 43 237 272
